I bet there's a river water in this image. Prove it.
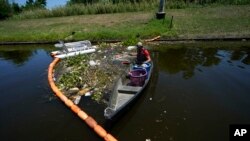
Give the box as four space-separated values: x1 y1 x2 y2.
0 42 250 141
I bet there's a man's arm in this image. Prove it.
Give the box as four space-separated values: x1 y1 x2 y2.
143 50 151 63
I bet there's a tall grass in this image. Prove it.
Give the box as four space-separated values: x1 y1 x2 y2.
166 0 250 9
11 1 158 20
9 0 250 20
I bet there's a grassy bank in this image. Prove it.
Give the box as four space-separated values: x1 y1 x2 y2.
10 2 158 20
0 5 249 42
9 0 250 20
168 5 250 39
0 12 172 42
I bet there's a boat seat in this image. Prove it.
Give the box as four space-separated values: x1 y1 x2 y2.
118 85 141 94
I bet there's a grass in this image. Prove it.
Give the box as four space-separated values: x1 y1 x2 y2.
9 0 250 20
166 5 250 38
0 12 173 42
10 2 158 20
0 5 249 42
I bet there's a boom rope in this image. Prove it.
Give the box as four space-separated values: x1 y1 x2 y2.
48 58 117 141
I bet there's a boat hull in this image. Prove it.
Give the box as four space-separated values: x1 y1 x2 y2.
104 62 153 119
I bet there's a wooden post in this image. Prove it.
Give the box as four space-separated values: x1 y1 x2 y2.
169 16 173 29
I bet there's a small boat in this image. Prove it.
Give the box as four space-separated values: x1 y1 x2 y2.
104 62 153 119
51 40 96 58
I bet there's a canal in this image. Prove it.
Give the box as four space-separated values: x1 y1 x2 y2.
0 42 250 141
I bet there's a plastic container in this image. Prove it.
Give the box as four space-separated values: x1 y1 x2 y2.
133 63 151 78
129 69 147 86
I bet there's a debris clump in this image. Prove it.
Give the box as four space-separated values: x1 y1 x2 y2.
54 43 136 104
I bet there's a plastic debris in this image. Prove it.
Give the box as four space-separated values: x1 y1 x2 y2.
73 95 81 104
89 60 100 66
142 63 148 67
54 43 64 48
85 91 92 97
77 88 90 96
155 119 162 123
55 42 136 103
96 60 101 65
92 45 98 49
89 60 97 66
68 87 80 94
127 46 136 50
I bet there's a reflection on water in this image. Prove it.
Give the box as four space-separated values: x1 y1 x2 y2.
0 50 34 66
155 44 250 79
231 49 250 64
159 47 221 79
112 42 250 141
0 42 250 141
0 45 53 66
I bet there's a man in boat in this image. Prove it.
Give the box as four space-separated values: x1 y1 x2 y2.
136 42 151 65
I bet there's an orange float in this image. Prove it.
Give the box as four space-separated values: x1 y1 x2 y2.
48 58 117 141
